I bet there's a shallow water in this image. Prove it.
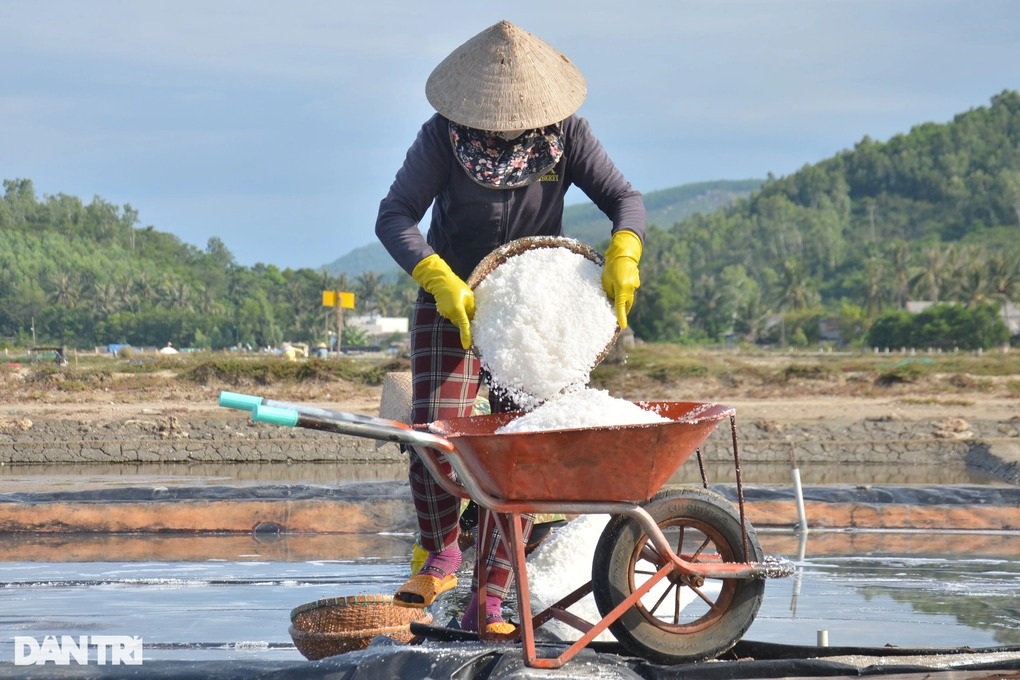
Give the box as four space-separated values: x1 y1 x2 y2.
2 529 1018 664
1 452 1015 668
756 551 1020 649
0 558 405 662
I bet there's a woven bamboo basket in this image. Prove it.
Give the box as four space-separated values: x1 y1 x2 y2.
466 235 605 288
466 235 621 369
288 594 433 660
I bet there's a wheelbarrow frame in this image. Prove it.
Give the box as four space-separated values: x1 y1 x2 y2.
404 416 773 669
221 391 790 669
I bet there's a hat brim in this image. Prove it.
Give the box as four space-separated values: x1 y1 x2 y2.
426 20 587 131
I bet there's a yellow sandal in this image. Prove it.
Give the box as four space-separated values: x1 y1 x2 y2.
393 570 457 608
481 619 518 642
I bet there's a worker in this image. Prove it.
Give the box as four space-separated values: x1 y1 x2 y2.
375 20 645 635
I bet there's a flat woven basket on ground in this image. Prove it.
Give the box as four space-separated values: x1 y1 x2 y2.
288 594 432 661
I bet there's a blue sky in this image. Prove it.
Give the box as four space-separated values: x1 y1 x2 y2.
3 1 1019 270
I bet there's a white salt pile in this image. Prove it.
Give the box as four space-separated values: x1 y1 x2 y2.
525 514 615 642
472 245 618 411
496 387 668 434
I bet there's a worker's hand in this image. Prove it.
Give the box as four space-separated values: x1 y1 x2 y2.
601 230 642 329
412 254 475 349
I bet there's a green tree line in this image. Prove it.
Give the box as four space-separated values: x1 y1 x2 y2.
629 90 1020 348
0 179 417 349
3 91 1019 350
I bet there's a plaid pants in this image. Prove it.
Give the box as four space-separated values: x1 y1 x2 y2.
409 301 534 598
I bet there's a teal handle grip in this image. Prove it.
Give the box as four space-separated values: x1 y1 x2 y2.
252 404 299 428
219 391 263 412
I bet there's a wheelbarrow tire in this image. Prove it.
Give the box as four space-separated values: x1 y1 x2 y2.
591 487 765 665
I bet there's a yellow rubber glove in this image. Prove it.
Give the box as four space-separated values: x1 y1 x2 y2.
412 253 475 350
601 230 642 329
410 541 428 576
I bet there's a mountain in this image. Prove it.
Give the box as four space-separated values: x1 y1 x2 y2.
625 90 1020 344
321 179 762 277
561 179 763 246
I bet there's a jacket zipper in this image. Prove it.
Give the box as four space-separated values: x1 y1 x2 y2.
498 190 511 245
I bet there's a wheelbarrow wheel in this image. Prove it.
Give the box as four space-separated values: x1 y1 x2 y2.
591 487 765 665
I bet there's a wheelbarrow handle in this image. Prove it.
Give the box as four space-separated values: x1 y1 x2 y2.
219 391 409 430
247 403 456 453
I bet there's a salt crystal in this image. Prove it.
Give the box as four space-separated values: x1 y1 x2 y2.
472 245 617 411
497 388 669 434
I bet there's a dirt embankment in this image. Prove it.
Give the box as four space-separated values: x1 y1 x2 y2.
1 364 1018 484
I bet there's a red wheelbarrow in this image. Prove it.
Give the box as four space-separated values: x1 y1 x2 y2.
219 391 793 669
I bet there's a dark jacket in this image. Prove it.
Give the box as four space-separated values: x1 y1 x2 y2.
375 113 646 281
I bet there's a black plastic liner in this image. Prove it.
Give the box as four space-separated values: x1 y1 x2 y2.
2 639 1019 679
719 483 1020 506
3 482 1019 507
0 481 412 504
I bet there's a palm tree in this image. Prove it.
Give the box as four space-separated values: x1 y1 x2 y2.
908 245 951 303
861 257 887 319
133 272 156 307
320 270 351 294
114 274 138 312
291 309 321 341
888 241 916 309
775 258 816 312
945 245 990 307
393 280 419 318
690 274 725 339
194 284 223 316
91 281 120 316
355 271 384 315
951 263 990 308
987 251 1020 303
48 272 80 309
373 282 404 317
162 276 192 312
987 251 1020 335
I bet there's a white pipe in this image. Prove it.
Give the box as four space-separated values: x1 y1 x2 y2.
791 466 808 533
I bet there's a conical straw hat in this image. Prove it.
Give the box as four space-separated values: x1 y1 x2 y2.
426 20 587 131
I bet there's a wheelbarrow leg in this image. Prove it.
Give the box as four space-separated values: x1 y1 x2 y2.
525 561 674 669
481 510 676 669
474 510 533 645
478 510 548 664
504 513 537 658
474 508 492 636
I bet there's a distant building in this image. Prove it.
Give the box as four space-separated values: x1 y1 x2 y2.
818 317 842 344
347 315 409 338
905 301 935 314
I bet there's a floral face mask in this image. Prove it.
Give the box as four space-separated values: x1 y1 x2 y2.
450 122 563 188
